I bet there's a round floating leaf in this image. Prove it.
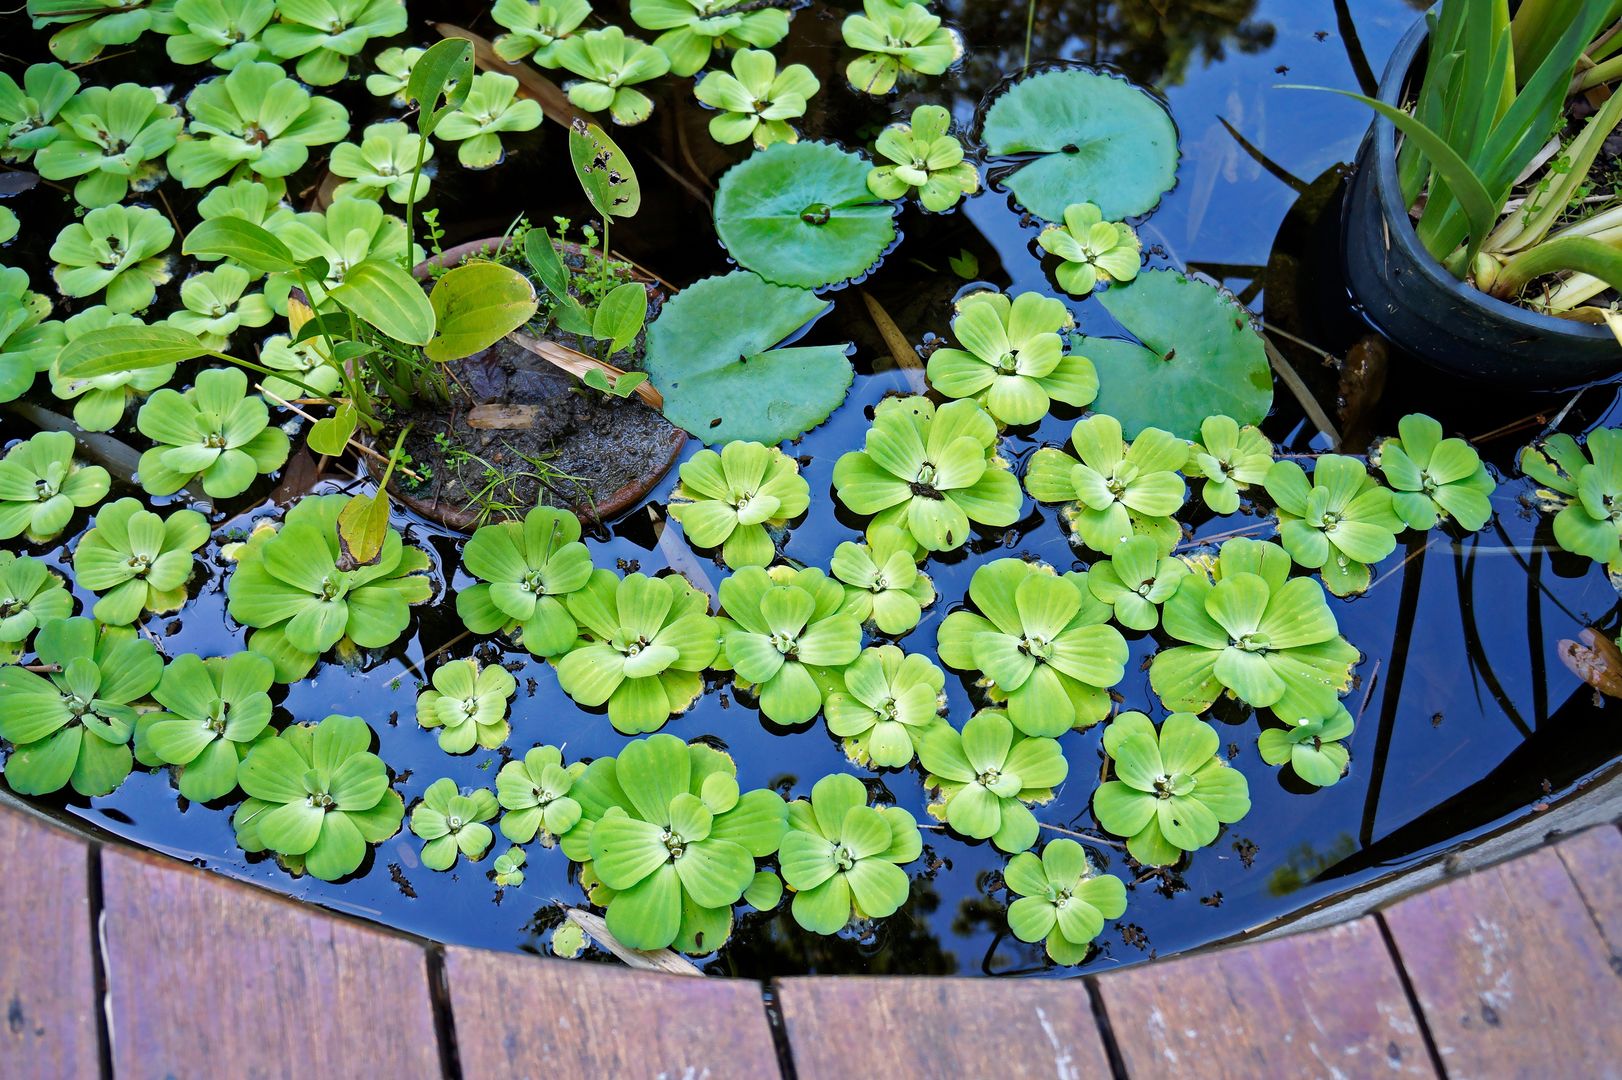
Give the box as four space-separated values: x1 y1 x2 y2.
645 271 852 445
981 68 1179 222
1083 270 1271 440
713 141 896 289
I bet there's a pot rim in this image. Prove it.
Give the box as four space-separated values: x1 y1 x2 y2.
1363 16 1615 344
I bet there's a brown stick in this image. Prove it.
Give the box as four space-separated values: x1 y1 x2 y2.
859 288 928 395
1261 336 1341 449
506 331 665 409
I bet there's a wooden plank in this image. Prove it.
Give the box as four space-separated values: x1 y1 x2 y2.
1097 916 1435 1079
0 805 100 1080
775 976 1113 1080
445 947 780 1080
1383 843 1622 1078
99 847 441 1079
1553 824 1622 949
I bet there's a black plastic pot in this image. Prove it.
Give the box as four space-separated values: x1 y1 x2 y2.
1342 17 1620 388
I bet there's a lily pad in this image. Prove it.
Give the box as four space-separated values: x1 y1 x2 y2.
981 68 1179 222
713 141 896 289
1082 270 1272 440
645 271 853 445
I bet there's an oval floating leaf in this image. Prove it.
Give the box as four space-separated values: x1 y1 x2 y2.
329 259 436 347
1083 269 1271 440
981 68 1179 222
56 325 211 380
424 261 539 362
569 120 640 219
645 270 852 445
592 281 647 356
182 217 299 274
307 402 359 456
713 141 897 290
337 490 391 568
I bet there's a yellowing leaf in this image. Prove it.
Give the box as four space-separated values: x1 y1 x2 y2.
425 261 538 363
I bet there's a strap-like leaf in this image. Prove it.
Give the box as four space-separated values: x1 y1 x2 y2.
1289 86 1496 268
55 325 210 381
182 218 298 275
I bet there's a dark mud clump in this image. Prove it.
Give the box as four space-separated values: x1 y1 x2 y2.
388 271 682 528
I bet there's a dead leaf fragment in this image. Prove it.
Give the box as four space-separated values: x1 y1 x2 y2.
466 404 540 429
564 909 703 976
1558 627 1622 699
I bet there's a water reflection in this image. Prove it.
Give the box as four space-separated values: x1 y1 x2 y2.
941 0 1276 89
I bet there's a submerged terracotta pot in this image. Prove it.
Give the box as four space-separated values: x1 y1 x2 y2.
374 236 686 533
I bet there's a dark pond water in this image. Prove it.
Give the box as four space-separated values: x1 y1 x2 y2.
5 0 1622 978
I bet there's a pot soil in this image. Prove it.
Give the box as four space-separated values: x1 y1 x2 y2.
385 237 687 533
1341 18 1619 388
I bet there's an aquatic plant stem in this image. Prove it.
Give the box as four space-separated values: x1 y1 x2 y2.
256 384 423 481
1261 335 1341 448
403 131 430 272
1022 0 1036 72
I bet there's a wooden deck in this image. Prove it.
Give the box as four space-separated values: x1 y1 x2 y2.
2 802 1617 1079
